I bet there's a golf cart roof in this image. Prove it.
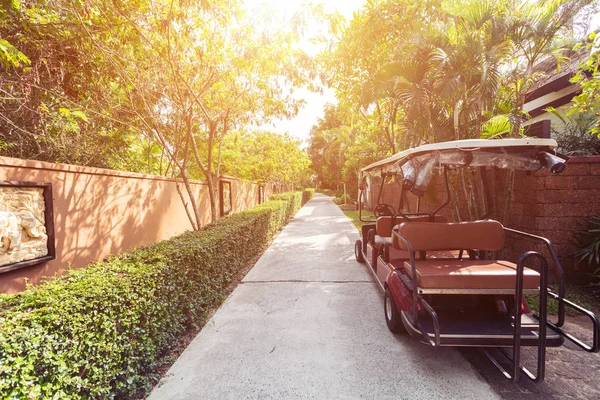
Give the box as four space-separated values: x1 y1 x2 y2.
361 138 559 173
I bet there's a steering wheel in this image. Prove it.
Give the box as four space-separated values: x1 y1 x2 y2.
373 203 396 218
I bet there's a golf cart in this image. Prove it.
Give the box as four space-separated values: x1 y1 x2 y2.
354 138 600 383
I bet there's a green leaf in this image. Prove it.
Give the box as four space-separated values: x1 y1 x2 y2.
71 111 88 122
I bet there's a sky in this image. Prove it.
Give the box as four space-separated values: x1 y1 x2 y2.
245 0 368 141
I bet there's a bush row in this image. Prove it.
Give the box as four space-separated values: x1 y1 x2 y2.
333 194 353 205
0 190 312 399
270 189 315 218
302 188 315 205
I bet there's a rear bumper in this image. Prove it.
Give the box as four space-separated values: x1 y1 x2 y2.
401 310 564 348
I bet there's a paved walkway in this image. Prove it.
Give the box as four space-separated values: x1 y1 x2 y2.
149 194 498 399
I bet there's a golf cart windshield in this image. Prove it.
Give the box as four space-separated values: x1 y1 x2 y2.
360 138 567 197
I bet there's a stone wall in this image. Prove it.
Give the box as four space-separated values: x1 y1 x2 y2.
0 157 276 293
500 156 600 274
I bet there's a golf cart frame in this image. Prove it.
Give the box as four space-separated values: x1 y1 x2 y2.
353 139 600 383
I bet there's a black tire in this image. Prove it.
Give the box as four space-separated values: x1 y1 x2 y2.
384 287 407 334
355 240 365 263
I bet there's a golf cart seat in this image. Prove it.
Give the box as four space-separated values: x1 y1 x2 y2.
384 216 458 261
402 259 539 290
394 220 540 292
371 215 457 266
375 214 448 241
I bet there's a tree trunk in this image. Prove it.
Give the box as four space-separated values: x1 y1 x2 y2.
189 121 219 224
174 177 198 231
453 101 462 141
179 131 202 229
207 173 219 224
459 169 474 221
500 170 515 226
152 126 202 230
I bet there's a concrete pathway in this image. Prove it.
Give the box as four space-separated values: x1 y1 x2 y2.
149 194 499 400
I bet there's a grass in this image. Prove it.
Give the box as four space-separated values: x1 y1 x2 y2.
526 283 600 316
342 209 374 230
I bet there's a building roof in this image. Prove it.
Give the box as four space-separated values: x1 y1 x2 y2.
526 47 588 102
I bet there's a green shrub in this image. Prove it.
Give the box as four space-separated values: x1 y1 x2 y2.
333 194 352 205
319 189 341 197
302 188 315 205
0 195 304 399
551 110 600 156
573 215 600 282
269 191 302 221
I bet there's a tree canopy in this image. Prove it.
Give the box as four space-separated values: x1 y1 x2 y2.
309 0 597 193
2 0 600 215
0 0 316 225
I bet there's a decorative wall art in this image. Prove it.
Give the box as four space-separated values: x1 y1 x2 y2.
0 182 55 273
220 180 232 216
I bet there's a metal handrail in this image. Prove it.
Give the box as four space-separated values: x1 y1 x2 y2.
545 292 600 353
512 251 548 383
417 295 441 348
504 227 566 327
505 228 600 353
389 230 441 348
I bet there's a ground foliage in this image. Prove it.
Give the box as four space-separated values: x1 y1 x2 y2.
552 109 600 155
0 190 312 399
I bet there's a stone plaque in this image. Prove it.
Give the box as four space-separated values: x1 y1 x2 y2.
0 182 55 273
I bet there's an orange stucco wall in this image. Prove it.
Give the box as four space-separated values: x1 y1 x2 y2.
0 157 270 293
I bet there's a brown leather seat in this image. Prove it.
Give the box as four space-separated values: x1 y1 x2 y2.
395 220 539 290
388 247 460 261
393 220 504 250
376 215 447 238
403 259 540 289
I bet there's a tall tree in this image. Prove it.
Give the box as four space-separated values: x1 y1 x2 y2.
317 0 594 200
0 0 143 168
220 131 311 186
1 0 315 227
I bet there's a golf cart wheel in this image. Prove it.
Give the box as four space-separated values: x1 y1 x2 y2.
384 287 406 334
355 240 365 263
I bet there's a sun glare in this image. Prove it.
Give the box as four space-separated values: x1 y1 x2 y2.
246 1 367 139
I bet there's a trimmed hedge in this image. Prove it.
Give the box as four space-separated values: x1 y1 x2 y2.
302 188 315 205
0 190 312 399
269 191 301 221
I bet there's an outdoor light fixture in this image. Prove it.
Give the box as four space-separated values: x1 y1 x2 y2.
401 160 417 191
537 151 567 174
